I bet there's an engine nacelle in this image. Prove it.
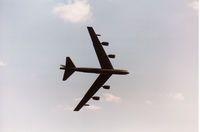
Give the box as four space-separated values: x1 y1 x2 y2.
103 85 110 89
101 42 109 46
84 104 89 106
92 96 100 100
108 54 115 58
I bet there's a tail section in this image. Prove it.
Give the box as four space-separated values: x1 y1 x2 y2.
60 57 76 81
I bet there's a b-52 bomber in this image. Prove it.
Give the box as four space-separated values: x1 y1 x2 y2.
60 27 129 111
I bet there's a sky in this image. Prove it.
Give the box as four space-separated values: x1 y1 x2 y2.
0 0 198 132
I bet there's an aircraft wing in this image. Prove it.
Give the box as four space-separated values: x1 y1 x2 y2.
87 27 113 69
74 73 112 111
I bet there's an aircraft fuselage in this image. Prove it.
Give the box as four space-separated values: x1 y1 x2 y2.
61 67 129 75
73 67 129 75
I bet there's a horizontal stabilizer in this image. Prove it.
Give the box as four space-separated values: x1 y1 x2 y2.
62 57 76 81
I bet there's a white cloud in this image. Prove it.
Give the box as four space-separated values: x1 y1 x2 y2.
56 104 73 111
188 1 198 11
72 93 121 111
169 93 185 101
74 98 101 111
74 97 81 102
0 61 7 66
85 105 101 110
145 100 152 105
103 93 121 103
56 103 101 111
53 0 92 23
173 93 185 101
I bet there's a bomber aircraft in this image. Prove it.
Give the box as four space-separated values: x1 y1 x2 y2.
60 27 129 111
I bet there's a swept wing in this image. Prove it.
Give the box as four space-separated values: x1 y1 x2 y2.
87 27 113 69
74 74 111 111
74 27 114 111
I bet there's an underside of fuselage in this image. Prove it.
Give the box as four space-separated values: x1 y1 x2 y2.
71 67 129 75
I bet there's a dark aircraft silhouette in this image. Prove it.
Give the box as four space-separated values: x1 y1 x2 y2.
60 27 129 111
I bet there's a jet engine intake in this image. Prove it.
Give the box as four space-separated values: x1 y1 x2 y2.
92 96 100 100
101 42 109 46
103 85 110 89
108 54 115 58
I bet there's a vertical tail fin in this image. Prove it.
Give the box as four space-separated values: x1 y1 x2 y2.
60 57 76 81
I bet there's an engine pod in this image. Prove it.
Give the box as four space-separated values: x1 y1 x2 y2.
92 96 100 100
101 42 109 46
84 104 90 106
103 85 110 89
108 54 115 58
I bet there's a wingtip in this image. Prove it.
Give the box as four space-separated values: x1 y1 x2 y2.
87 26 93 29
74 109 79 111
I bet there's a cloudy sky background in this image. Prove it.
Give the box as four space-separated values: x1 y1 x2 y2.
0 0 198 132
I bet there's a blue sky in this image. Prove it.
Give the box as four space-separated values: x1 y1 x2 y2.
0 0 198 132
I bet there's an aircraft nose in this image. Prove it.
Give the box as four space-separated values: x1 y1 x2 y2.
123 70 129 74
126 71 129 74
